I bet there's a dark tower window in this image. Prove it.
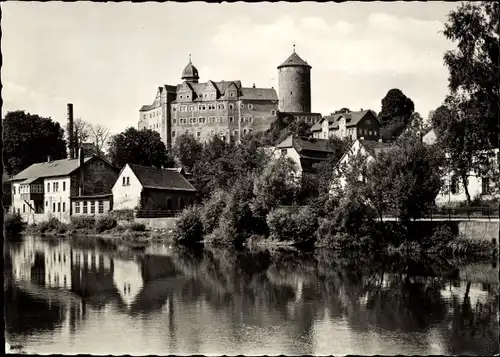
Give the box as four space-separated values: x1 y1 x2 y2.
290 91 293 95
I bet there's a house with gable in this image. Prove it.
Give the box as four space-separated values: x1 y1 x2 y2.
9 147 119 224
112 163 197 213
311 110 381 141
330 138 394 194
274 135 334 175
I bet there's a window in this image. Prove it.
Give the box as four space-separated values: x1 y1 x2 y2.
63 202 66 212
271 110 276 115
173 119 177 124
220 116 224 123
248 104 253 110
172 131 176 137
90 202 95 214
281 149 287 156
98 201 104 214
75 202 80 214
180 95 183 99
248 116 253 123
366 119 371 124
47 183 50 192
230 92 234 97
23 204 25 213
197 132 201 137
122 177 126 186
482 177 490 194
229 117 234 123
126 177 130 186
58 202 61 212
243 129 247 135
83 201 88 214
63 182 66 191
249 129 253 134
173 107 176 112
241 117 245 123
53 203 56 212
240 103 244 109
46 201 48 207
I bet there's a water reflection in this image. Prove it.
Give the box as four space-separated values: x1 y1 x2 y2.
5 236 499 355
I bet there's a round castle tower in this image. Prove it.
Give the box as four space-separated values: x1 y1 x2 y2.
277 45 311 113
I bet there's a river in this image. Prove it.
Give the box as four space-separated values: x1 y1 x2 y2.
4 235 499 355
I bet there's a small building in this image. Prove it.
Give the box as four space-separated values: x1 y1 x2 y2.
274 135 334 175
112 163 197 213
331 139 394 193
311 110 380 141
422 128 437 146
9 149 119 224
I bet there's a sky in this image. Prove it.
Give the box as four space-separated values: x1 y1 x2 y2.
2 1 460 136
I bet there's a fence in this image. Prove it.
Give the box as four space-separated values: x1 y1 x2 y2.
426 206 499 221
135 209 179 218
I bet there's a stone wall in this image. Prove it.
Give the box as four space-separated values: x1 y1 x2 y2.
458 221 499 242
134 217 179 231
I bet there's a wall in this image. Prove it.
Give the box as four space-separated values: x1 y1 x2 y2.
112 165 143 210
44 177 72 222
141 189 196 211
134 217 179 231
71 157 118 197
278 66 311 112
458 221 499 242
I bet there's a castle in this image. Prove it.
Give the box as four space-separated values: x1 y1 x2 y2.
138 47 321 148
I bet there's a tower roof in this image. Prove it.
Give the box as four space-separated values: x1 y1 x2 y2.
277 51 311 69
181 55 199 82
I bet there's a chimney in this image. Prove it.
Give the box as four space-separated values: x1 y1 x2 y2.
47 155 52 163
67 103 74 159
73 126 79 157
78 147 84 196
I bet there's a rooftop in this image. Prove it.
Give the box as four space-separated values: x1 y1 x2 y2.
10 156 93 182
127 164 196 192
311 110 378 131
277 51 311 69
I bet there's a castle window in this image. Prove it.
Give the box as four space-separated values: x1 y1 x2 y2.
229 116 234 123
211 130 215 135
187 94 190 99
173 107 176 112
248 104 253 110
241 117 245 123
240 103 244 109
229 104 234 110
249 129 253 134
173 119 177 124
271 110 276 115
197 132 201 138
230 92 234 97
220 116 224 123
243 129 247 135
248 116 253 123
172 131 176 137
180 95 183 99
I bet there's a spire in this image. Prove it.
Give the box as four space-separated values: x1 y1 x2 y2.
189 53 191 63
293 42 296 53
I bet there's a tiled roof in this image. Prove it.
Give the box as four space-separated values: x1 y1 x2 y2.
240 87 278 101
276 135 333 157
128 164 196 192
176 80 243 99
361 140 394 158
278 52 311 69
10 157 93 182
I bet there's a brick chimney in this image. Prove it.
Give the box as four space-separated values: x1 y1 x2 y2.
67 103 74 159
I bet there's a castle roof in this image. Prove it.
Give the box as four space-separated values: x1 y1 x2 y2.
181 58 199 81
278 51 311 69
173 80 277 102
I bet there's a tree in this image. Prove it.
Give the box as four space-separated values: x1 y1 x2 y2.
89 123 111 153
253 156 300 212
313 136 351 195
263 112 311 145
172 133 204 172
363 135 443 223
72 118 91 145
443 1 499 148
378 88 415 140
3 111 67 175
108 127 174 169
331 107 351 115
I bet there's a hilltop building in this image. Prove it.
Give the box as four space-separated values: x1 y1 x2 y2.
312 110 381 141
139 47 323 148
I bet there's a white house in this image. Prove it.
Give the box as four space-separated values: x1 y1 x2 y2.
9 149 118 224
422 128 499 205
330 139 394 194
112 163 197 212
310 110 381 141
273 135 334 175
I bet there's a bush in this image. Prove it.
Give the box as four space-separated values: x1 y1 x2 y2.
38 217 68 234
95 216 117 233
423 224 456 253
173 205 204 244
70 215 96 229
127 222 146 232
5 213 24 235
200 190 227 235
212 197 255 246
109 209 135 221
267 206 318 245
